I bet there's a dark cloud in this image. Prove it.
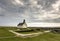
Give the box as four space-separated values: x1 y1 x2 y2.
37 0 57 11
0 14 5 17
0 0 26 13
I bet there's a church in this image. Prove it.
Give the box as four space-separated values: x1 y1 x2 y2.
17 19 27 28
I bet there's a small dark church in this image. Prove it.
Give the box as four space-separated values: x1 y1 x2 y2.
17 19 27 28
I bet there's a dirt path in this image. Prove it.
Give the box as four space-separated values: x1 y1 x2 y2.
9 30 51 38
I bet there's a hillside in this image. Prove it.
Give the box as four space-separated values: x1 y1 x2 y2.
0 27 60 41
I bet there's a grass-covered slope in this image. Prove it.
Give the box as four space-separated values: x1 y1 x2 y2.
0 27 60 41
0 27 15 37
0 32 60 41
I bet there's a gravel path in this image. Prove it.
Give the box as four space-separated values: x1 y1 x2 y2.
9 30 51 38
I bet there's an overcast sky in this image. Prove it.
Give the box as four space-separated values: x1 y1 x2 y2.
0 0 60 26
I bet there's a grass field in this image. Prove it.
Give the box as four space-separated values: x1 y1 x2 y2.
0 27 60 41
0 28 15 37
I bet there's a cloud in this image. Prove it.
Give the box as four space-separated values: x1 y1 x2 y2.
0 0 60 25
52 0 60 11
28 0 60 20
12 0 24 6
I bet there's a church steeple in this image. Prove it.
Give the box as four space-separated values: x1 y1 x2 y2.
23 19 25 23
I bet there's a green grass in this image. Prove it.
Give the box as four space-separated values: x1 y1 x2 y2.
0 27 60 41
0 27 15 37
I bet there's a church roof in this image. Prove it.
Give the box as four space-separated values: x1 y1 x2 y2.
17 23 24 26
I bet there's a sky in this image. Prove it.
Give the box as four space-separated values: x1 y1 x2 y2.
0 0 60 26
